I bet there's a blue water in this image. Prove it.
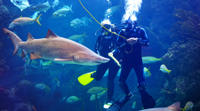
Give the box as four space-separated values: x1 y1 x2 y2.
0 0 200 111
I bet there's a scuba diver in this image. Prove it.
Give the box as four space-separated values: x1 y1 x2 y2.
107 19 155 111
93 20 120 106
78 19 120 106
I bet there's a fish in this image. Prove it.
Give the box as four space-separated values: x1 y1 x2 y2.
3 28 109 66
183 101 194 111
68 33 86 43
89 90 106 101
139 102 180 111
160 64 171 74
10 0 30 11
97 88 107 99
143 67 151 78
53 5 72 17
87 86 107 100
31 1 50 12
87 86 107 94
70 17 91 28
8 14 41 29
34 83 51 92
52 0 59 8
65 96 80 103
142 56 162 64
68 33 86 41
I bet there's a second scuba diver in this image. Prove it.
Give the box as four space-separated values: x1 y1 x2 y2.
78 19 120 107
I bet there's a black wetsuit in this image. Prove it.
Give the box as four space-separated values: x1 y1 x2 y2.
112 26 155 109
117 26 149 95
93 27 120 102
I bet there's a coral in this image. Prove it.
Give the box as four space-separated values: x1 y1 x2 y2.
162 39 200 75
162 35 200 104
172 9 200 41
161 8 200 105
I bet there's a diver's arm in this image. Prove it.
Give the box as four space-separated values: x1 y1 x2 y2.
136 28 149 46
116 30 126 46
126 28 149 46
94 35 101 53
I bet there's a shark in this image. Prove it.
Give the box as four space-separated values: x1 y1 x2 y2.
3 28 110 66
139 102 180 111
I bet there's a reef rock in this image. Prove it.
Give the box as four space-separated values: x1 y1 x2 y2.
162 39 200 102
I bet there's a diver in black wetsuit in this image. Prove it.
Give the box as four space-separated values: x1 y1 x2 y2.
92 20 120 104
107 20 155 111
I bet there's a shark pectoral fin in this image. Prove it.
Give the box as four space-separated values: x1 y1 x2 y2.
54 58 71 62
30 53 41 60
21 50 26 58
27 33 34 41
73 55 80 61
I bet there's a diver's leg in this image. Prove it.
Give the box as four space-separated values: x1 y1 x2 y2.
133 59 155 109
132 59 145 85
107 61 120 102
119 63 132 96
92 62 109 81
106 62 132 110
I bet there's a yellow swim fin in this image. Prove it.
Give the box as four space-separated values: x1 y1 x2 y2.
35 14 42 26
78 71 96 86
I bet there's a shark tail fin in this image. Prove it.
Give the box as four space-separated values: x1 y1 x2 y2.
35 14 42 26
168 102 181 111
78 71 96 86
2 28 23 55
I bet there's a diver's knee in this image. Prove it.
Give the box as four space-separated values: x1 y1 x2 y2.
137 81 146 91
91 73 102 81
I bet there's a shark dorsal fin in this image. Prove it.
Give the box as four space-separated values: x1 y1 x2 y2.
27 33 34 41
168 102 180 111
46 29 57 38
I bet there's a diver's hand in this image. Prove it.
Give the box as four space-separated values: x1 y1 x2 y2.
126 37 138 45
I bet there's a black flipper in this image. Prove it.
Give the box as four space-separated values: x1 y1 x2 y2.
106 103 120 111
106 93 133 111
140 90 155 109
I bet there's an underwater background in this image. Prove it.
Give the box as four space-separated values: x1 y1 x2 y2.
0 0 200 111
